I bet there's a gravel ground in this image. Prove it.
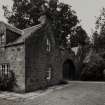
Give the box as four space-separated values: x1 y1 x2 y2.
0 81 105 105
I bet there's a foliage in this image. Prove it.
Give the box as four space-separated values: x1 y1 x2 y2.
46 2 79 46
92 31 99 50
93 8 105 51
0 70 16 91
81 51 105 81
92 31 105 52
59 79 68 85
3 0 45 29
95 8 105 34
2 0 83 47
70 26 89 47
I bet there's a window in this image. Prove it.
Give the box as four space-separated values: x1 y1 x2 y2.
0 33 5 45
17 47 21 51
0 64 10 77
46 67 52 81
46 38 51 52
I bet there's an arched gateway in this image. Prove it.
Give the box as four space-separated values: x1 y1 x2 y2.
63 59 76 80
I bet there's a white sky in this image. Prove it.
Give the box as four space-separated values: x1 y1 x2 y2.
0 0 13 22
0 0 105 36
61 0 105 36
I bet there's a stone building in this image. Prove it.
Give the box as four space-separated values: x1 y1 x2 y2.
0 15 78 93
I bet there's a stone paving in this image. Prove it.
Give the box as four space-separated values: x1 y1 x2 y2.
0 81 105 105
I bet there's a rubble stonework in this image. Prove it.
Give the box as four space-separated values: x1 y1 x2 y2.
0 16 77 92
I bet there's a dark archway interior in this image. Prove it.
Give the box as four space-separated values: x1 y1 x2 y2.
63 59 75 80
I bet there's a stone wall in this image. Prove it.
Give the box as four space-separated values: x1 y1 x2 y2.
25 24 62 92
5 44 25 92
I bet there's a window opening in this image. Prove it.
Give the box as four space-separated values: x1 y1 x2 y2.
46 38 51 52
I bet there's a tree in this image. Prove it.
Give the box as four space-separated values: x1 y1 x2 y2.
92 31 99 51
95 8 105 34
81 51 105 81
3 0 80 47
46 1 80 46
70 26 89 47
3 0 45 29
93 7 105 51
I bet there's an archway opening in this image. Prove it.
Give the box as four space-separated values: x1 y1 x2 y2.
63 59 75 80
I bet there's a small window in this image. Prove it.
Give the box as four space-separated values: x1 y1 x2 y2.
46 67 52 80
0 64 10 77
46 38 51 52
0 33 5 45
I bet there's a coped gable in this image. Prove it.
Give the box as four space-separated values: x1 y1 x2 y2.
0 21 23 46
15 15 47 43
0 21 23 35
0 15 51 46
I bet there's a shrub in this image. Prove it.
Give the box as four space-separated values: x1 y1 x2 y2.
80 51 105 81
0 70 16 91
59 80 68 85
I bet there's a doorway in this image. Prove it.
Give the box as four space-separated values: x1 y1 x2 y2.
63 59 75 80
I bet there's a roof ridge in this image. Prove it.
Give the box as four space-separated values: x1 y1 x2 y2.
23 15 47 31
3 15 47 45
6 23 23 35
23 24 41 31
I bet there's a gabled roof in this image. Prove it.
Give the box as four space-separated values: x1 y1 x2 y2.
6 15 47 45
0 15 47 46
23 15 47 39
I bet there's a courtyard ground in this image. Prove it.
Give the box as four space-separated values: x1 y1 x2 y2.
0 81 105 105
